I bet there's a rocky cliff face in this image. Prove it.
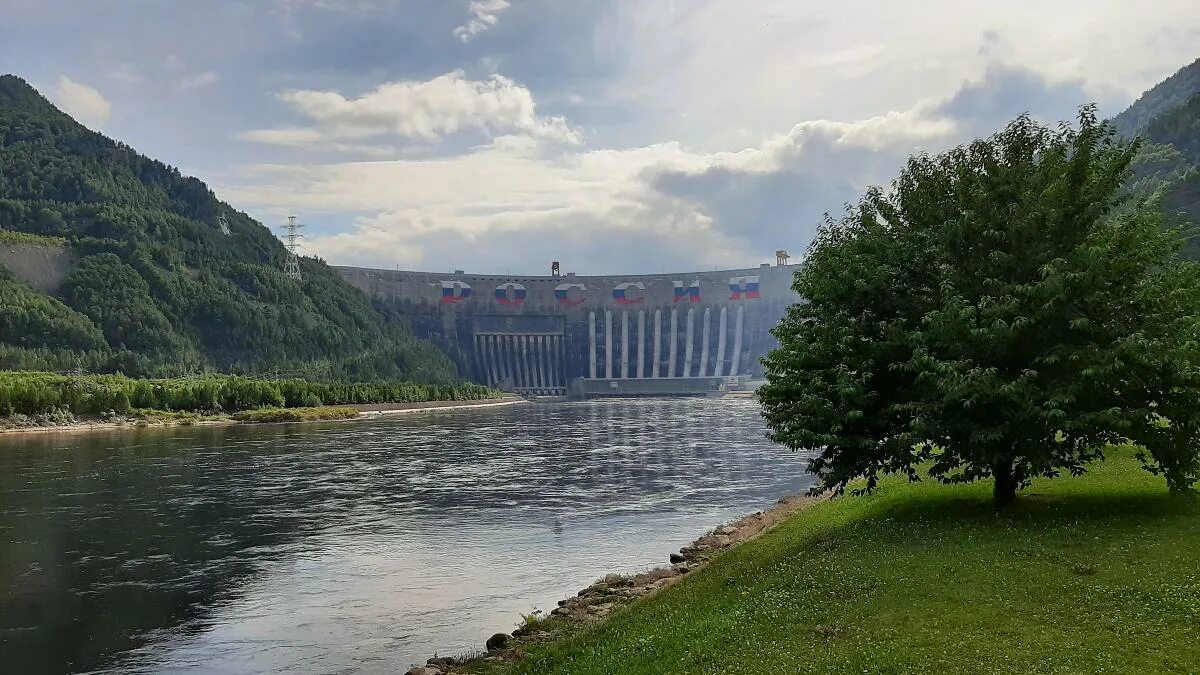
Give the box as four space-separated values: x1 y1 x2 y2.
0 241 74 293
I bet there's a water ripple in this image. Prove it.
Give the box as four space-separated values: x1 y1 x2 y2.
0 398 814 673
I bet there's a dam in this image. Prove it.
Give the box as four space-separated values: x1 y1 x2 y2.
336 263 801 396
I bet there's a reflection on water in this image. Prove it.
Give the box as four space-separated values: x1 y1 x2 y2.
0 398 814 673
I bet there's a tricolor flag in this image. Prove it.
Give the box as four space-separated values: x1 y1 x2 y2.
613 282 645 305
494 282 527 305
674 280 701 303
440 280 472 304
554 282 587 306
728 276 760 300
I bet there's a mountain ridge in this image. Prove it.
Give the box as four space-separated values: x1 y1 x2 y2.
0 75 455 381
1111 57 1200 137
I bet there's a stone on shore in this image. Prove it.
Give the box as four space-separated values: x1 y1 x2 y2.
588 602 616 617
486 632 510 652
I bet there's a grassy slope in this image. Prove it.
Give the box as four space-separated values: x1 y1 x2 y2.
487 448 1200 674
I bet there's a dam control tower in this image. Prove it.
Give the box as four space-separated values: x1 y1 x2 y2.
335 262 801 397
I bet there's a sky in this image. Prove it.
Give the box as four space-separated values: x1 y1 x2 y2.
3 1 1200 275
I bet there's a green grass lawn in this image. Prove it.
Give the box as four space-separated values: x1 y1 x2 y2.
481 447 1200 674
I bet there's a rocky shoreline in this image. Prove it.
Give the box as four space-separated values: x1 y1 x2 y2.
407 492 820 675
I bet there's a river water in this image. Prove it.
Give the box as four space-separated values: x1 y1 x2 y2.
0 398 814 673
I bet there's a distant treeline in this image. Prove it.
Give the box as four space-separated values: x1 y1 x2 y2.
0 371 502 417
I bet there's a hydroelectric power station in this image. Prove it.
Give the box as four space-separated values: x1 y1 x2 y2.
335 262 801 397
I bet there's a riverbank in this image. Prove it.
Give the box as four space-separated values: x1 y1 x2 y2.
424 446 1200 674
407 491 825 674
0 396 528 436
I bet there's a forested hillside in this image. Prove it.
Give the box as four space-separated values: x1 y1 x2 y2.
1115 59 1200 257
1111 57 1200 137
0 75 454 380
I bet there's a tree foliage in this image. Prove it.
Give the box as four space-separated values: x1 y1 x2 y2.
1124 93 1200 256
760 109 1200 505
0 266 107 351
1143 93 1200 164
0 371 500 418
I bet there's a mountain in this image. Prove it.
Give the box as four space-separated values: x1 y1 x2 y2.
1115 59 1200 256
1143 91 1200 164
1111 57 1200 137
0 75 454 381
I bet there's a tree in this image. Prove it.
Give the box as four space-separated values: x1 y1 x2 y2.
760 109 1200 507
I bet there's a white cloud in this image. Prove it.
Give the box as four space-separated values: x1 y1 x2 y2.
453 0 510 42
219 59 1116 274
165 0 1199 275
586 0 1200 150
238 127 324 146
236 127 399 157
108 63 141 83
51 76 112 127
220 80 966 273
240 70 580 149
178 71 219 90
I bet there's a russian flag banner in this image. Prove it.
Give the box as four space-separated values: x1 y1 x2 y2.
554 282 587 306
729 276 761 300
673 280 701 303
440 280 472 304
612 282 645 305
494 282 527 305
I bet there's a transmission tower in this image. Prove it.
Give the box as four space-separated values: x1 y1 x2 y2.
282 215 305 281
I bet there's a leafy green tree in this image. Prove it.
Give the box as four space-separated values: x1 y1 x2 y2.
760 109 1200 506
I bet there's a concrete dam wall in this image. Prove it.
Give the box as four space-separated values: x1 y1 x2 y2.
335 264 801 396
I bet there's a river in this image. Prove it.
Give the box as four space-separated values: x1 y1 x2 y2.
0 398 815 673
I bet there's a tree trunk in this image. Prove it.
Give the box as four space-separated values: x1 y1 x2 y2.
993 461 1018 509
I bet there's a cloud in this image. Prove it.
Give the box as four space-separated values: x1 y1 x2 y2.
236 127 398 157
238 127 324 146
178 71 219 91
222 98 947 272
453 0 510 42
646 63 1117 253
220 61 1116 275
240 70 580 149
935 63 1126 136
108 63 141 83
51 76 111 127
